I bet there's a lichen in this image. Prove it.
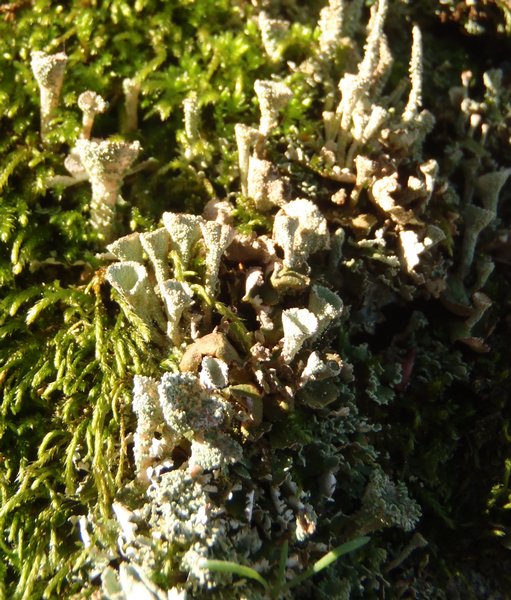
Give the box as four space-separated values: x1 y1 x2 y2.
30 50 68 139
76 138 142 242
1 1 511 599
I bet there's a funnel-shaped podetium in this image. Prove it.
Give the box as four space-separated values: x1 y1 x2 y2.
281 307 319 363
458 204 495 279
140 228 172 290
75 138 141 243
235 123 262 196
30 50 68 140
105 261 166 335
475 169 511 214
273 199 329 269
254 79 292 136
199 221 234 297
107 232 144 262
160 279 194 343
162 212 203 272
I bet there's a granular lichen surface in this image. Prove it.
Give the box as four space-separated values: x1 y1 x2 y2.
0 1 510 598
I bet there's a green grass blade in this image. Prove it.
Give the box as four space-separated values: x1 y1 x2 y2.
272 539 289 598
283 536 370 591
200 559 270 592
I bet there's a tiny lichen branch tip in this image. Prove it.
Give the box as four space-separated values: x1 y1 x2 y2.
357 0 388 87
403 25 423 122
77 91 108 140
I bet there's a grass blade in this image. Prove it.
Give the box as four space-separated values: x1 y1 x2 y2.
283 536 370 591
200 559 270 592
272 539 289 598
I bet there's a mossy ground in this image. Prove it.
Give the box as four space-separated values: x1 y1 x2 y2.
0 1 511 598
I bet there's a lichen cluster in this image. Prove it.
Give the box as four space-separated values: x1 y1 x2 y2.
0 0 511 599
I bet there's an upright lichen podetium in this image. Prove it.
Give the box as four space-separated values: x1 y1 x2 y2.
30 50 68 141
75 138 141 243
78 91 108 140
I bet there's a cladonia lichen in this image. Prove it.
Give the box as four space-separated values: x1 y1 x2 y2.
76 138 141 242
30 50 68 139
3 2 509 599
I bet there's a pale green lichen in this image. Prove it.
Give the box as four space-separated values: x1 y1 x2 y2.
106 261 166 334
77 91 108 140
3 1 510 598
199 220 234 297
281 308 319 363
140 227 172 289
159 279 194 343
254 79 292 136
161 212 203 271
30 50 68 139
107 232 144 262
75 138 141 242
158 372 225 437
258 11 289 62
353 470 422 536
273 199 330 269
199 356 229 390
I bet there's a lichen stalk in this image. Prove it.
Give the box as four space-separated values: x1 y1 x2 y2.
30 50 68 140
122 78 141 133
75 138 141 242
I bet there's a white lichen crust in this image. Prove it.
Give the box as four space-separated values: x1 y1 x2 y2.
318 0 344 54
